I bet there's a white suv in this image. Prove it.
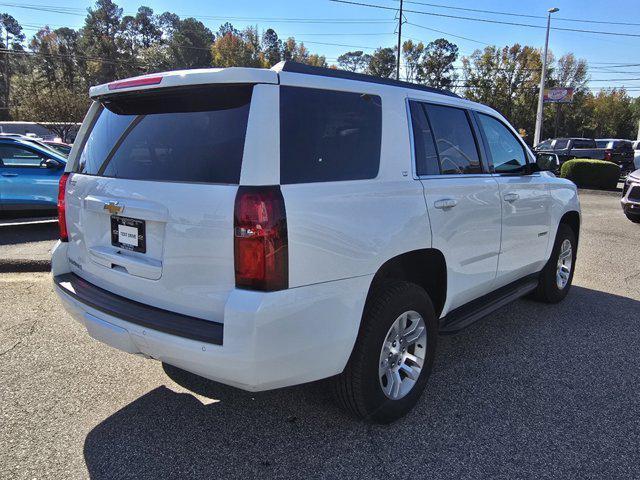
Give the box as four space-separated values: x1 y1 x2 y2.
52 62 581 422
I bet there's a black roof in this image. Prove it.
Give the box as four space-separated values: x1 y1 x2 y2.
272 61 460 98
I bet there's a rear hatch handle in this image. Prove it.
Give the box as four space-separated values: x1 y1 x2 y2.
88 246 162 280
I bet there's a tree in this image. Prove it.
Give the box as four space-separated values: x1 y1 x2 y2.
0 14 25 119
417 38 458 89
337 50 369 72
30 27 82 89
262 28 281 66
12 71 89 142
402 40 424 82
462 44 544 143
210 28 265 68
366 47 396 78
543 53 590 138
79 0 126 84
588 88 636 139
164 17 214 69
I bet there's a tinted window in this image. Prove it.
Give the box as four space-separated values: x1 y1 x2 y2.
0 145 47 167
424 104 481 175
615 141 633 152
409 101 439 175
77 85 252 184
554 139 569 150
478 114 527 174
572 139 596 149
280 87 381 184
596 140 608 148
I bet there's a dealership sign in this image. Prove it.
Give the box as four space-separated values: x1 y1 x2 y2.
544 87 574 103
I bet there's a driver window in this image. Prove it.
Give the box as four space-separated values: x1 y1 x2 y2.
423 104 482 175
0 145 47 168
477 114 527 174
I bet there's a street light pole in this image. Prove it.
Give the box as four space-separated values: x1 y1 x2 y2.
533 7 559 147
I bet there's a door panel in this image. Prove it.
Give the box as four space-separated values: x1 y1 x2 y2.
0 145 61 209
493 175 551 286
421 176 502 314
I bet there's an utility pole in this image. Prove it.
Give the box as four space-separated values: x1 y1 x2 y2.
533 7 558 147
396 0 403 81
4 29 8 117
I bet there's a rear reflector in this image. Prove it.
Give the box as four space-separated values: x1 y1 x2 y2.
58 173 70 242
234 186 288 291
604 150 612 161
107 76 163 90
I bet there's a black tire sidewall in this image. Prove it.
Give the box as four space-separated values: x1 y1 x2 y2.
541 224 577 302
358 283 438 423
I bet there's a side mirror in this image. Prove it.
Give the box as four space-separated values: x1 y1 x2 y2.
536 152 560 172
43 158 62 169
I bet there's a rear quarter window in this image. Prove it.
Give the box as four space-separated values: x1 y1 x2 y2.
76 85 253 184
279 86 382 184
572 139 596 149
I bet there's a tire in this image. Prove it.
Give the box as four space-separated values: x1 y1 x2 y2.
625 212 640 223
531 223 577 303
334 281 438 423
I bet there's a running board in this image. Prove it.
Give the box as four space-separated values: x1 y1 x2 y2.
439 275 539 335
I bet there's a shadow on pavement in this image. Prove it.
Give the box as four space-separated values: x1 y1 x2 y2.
83 286 640 479
0 221 58 246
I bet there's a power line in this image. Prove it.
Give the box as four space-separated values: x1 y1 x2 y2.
329 0 640 39
398 0 640 27
406 21 488 45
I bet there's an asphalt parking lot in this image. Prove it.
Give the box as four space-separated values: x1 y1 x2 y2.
1 189 639 479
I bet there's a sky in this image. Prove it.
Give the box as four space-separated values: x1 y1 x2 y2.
3 0 640 93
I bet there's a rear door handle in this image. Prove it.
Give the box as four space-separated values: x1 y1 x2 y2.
503 193 519 203
1 173 18 177
434 198 458 210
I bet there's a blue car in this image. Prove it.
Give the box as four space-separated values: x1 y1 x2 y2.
0 138 67 212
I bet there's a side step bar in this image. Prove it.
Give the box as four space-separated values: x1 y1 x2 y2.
439 275 539 334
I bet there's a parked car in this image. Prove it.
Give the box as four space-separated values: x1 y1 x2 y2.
43 141 72 156
535 137 606 163
632 140 640 170
595 138 635 174
0 137 66 211
52 62 581 423
621 169 640 223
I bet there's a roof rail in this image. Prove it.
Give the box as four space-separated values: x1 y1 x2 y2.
271 61 460 98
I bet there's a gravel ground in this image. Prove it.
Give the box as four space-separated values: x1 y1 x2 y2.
1 190 639 479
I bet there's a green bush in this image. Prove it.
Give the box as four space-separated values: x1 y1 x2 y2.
560 159 620 190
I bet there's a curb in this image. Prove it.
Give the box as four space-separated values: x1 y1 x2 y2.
0 259 51 273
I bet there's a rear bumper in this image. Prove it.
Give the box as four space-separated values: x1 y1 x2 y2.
52 242 372 391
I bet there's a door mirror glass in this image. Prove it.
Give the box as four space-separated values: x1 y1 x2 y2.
536 152 559 172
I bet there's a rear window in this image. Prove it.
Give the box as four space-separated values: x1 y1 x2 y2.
76 85 253 184
280 86 381 184
596 140 609 148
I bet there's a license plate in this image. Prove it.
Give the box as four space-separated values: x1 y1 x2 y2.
111 216 146 253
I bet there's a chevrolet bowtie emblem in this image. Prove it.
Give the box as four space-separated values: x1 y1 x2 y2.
103 201 124 215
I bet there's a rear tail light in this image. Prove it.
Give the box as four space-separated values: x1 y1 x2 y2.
58 173 70 242
605 150 612 161
234 186 288 291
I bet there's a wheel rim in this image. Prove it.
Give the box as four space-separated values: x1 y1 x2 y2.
556 239 573 290
378 310 427 400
